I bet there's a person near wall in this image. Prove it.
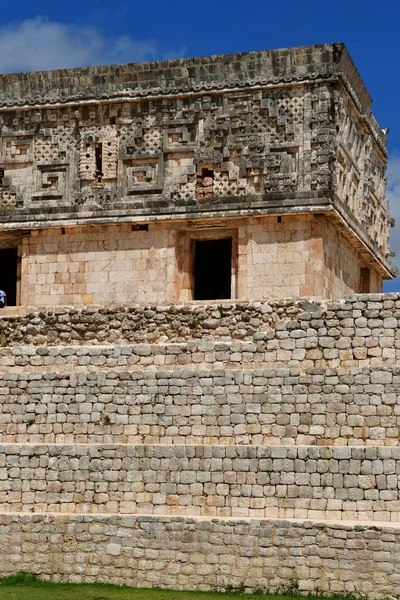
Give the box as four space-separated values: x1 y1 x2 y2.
0 290 6 309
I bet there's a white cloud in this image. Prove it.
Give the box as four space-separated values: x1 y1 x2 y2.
0 17 184 73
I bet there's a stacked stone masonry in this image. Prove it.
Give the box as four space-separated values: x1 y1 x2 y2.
0 294 400 597
0 366 398 447
1 294 400 355
1 444 400 522
0 514 398 597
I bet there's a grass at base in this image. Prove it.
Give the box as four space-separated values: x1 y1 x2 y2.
0 573 356 600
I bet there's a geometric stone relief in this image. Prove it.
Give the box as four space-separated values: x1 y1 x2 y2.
73 185 117 208
0 87 315 207
0 75 390 263
162 124 197 200
336 151 361 218
79 128 118 184
80 134 100 182
102 132 118 181
223 91 259 116
0 168 21 208
2 137 33 163
163 125 196 153
0 136 34 209
264 148 299 193
32 162 69 202
120 153 164 195
334 91 389 256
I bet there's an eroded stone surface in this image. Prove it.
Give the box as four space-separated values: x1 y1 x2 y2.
0 514 399 598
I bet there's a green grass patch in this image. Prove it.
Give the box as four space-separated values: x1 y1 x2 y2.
0 572 362 600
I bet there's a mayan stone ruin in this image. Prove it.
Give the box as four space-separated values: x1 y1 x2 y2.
0 42 399 598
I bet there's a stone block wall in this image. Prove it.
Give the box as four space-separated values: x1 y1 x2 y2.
0 444 399 521
14 213 382 308
1 294 400 597
0 514 398 597
21 222 177 306
0 365 399 447
322 219 382 298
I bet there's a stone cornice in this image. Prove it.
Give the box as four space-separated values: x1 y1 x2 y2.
0 43 386 150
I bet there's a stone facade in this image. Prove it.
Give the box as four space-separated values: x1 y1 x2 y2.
0 43 394 306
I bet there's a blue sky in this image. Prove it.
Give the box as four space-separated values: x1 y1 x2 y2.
1 0 399 289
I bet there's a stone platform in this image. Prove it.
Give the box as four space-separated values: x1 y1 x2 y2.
1 294 400 598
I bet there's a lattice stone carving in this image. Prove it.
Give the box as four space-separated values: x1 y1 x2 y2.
171 178 196 200
142 129 162 154
0 189 21 209
34 137 58 163
261 87 305 144
213 171 239 197
53 126 77 158
35 128 76 164
119 125 162 156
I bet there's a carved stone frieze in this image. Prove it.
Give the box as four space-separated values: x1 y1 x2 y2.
73 185 117 208
0 44 391 272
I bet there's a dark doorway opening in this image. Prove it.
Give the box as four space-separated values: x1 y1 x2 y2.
0 248 18 306
360 267 370 293
194 238 232 300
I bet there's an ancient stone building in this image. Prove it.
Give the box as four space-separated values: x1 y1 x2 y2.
0 45 399 599
0 43 394 307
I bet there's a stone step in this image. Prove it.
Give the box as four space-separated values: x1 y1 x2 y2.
0 340 289 371
0 443 399 522
0 307 29 318
2 341 395 374
0 365 397 446
0 293 399 371
0 511 398 596
0 340 397 372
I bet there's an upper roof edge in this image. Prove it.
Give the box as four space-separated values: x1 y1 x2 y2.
0 42 385 145
0 42 347 104
0 42 343 79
